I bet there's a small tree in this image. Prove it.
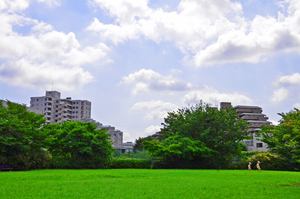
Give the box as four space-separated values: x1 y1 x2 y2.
257 108 300 169
133 136 155 152
43 121 113 168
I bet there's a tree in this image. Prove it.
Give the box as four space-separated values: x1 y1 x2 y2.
257 108 300 169
144 101 249 168
0 101 49 170
133 136 155 152
43 121 114 168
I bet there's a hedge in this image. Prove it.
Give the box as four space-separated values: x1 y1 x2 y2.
109 159 152 169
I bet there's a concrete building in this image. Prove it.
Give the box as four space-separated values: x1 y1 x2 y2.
80 118 123 149
220 102 271 151
30 91 91 124
122 142 134 153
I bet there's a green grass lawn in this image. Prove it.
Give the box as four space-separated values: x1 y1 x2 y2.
1 169 299 199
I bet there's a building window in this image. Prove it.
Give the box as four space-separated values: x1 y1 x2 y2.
256 143 263 148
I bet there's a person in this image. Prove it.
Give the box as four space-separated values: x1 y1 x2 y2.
256 161 261 172
248 162 252 171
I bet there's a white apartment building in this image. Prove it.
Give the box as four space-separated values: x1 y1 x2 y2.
30 91 91 124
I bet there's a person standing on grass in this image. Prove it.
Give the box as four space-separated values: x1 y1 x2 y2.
256 161 261 172
248 162 252 171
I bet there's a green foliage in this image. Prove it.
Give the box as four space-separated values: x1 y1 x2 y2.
109 159 151 169
233 152 289 170
43 121 114 169
0 101 49 170
144 101 249 168
133 136 155 151
113 149 153 159
257 108 300 169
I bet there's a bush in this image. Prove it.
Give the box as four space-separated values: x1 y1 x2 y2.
0 150 51 171
109 159 151 169
232 152 292 170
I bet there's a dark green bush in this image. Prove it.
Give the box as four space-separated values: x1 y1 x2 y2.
109 159 151 169
0 150 51 171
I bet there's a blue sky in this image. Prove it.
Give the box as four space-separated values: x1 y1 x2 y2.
1 0 300 142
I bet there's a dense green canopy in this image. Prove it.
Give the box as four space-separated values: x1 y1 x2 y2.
43 121 113 168
144 101 249 168
257 108 300 168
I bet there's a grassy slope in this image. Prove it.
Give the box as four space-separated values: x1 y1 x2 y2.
0 169 299 199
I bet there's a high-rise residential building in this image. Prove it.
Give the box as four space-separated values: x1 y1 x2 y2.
30 91 91 124
220 102 271 151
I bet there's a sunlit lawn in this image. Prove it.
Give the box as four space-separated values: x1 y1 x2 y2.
1 169 299 199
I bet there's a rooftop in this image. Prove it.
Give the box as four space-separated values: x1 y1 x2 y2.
234 105 261 109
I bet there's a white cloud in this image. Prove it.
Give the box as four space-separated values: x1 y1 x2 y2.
0 4 111 91
270 87 290 104
88 0 300 67
144 125 161 137
36 0 61 7
183 86 253 105
0 59 93 91
131 100 179 120
120 69 194 94
0 0 30 12
275 73 300 86
293 103 300 109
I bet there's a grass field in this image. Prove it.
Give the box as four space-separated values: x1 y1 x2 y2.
1 169 300 199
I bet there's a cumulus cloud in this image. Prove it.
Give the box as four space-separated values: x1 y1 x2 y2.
275 73 300 86
144 125 161 137
294 102 300 109
131 100 179 120
0 1 111 91
270 72 300 103
36 0 61 7
270 87 290 104
120 69 194 94
0 59 93 91
183 86 253 105
88 0 300 67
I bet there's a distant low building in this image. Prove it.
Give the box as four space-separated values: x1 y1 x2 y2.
220 102 271 151
122 142 134 152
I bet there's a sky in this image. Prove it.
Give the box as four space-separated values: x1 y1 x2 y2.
1 0 300 142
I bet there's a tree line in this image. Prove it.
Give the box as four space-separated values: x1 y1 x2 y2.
1 100 300 171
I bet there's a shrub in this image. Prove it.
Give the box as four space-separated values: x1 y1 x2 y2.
0 150 51 171
233 152 290 170
109 159 151 169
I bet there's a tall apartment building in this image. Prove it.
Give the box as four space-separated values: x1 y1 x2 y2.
30 91 91 124
220 102 271 151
